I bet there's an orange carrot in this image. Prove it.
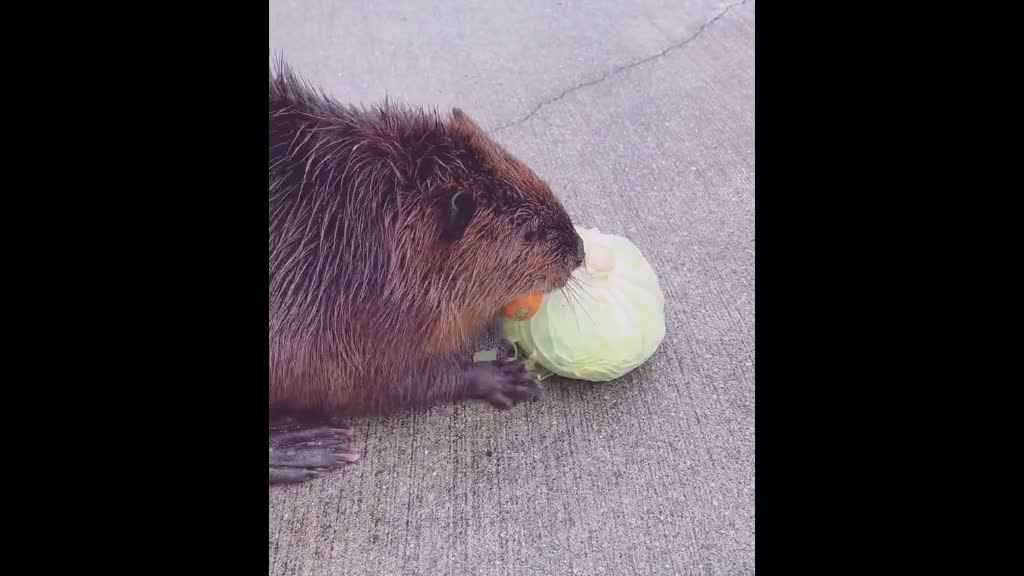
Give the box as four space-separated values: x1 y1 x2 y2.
503 292 543 321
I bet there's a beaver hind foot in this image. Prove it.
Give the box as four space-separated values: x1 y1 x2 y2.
269 417 358 484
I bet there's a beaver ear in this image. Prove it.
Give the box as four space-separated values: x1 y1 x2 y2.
451 108 484 133
436 184 476 243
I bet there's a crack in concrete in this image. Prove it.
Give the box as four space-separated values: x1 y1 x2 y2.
491 0 752 134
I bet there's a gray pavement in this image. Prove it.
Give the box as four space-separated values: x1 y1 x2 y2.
269 1 755 574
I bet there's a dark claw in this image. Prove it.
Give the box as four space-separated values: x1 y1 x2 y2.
505 384 539 402
489 392 513 410
336 450 360 463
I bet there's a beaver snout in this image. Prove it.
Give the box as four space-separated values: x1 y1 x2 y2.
572 232 585 268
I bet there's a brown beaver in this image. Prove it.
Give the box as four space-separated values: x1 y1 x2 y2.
268 63 585 484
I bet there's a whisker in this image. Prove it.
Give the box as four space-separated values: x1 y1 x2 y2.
563 279 595 325
568 275 598 303
559 286 582 332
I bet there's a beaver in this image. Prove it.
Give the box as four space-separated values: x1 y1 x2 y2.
268 63 585 484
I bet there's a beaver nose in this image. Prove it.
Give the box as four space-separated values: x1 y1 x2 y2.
573 233 585 267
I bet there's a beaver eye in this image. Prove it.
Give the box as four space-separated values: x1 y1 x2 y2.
524 226 543 242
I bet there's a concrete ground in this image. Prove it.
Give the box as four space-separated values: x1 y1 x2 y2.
269 1 754 575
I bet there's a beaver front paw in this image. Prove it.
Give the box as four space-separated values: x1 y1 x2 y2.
467 358 541 410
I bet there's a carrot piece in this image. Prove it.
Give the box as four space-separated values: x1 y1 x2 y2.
503 292 543 321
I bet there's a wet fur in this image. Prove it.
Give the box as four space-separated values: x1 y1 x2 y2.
269 63 582 416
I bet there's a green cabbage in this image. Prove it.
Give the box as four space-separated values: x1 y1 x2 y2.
501 226 665 382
